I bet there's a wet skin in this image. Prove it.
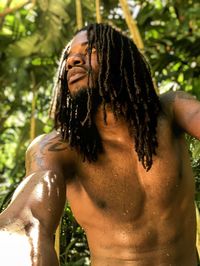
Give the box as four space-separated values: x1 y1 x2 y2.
0 171 66 266
0 31 200 265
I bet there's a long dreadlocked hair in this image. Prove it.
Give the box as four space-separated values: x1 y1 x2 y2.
50 23 161 171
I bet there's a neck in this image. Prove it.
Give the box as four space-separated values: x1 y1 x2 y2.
95 104 131 143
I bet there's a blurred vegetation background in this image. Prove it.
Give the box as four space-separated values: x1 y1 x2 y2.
0 0 200 265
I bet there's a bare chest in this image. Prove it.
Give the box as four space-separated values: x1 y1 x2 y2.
66 137 190 221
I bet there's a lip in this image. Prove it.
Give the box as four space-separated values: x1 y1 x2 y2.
67 67 88 84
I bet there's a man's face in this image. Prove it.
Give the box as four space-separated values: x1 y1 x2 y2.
65 30 99 96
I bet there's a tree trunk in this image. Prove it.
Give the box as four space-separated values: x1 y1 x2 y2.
119 0 144 51
55 222 61 263
30 72 36 141
75 0 83 30
96 0 102 23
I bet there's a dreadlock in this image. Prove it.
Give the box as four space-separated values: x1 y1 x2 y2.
50 23 161 171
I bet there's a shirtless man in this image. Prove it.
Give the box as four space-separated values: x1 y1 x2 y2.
0 23 200 266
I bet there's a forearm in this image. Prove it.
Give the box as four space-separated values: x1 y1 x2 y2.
0 170 66 234
0 171 65 266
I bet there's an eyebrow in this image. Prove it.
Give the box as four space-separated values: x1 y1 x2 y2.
80 41 89 46
65 41 89 57
69 41 89 51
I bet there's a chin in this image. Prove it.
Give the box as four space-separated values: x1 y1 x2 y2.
69 85 89 98
69 76 97 96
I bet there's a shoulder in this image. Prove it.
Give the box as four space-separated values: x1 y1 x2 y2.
160 90 196 103
26 131 68 155
159 90 200 138
159 90 197 115
26 131 77 176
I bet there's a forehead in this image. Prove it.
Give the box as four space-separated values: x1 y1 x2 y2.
69 30 88 49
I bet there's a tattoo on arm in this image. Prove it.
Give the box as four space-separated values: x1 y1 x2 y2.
26 150 45 173
175 91 196 101
26 133 68 173
161 90 196 105
48 138 68 152
36 135 68 154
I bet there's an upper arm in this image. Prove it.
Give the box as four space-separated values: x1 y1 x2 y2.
160 91 200 140
25 134 46 175
25 131 75 177
25 134 55 175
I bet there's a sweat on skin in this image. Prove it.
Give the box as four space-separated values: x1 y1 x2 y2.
0 23 200 266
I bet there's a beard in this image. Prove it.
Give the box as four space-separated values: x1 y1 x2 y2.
69 86 102 127
62 85 103 161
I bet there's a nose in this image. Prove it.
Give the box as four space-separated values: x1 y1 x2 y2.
66 53 85 70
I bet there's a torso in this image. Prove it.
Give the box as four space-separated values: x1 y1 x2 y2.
64 105 197 265
0 94 197 266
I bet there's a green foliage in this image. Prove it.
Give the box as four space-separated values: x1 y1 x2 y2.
137 0 200 95
0 0 199 265
59 205 90 265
